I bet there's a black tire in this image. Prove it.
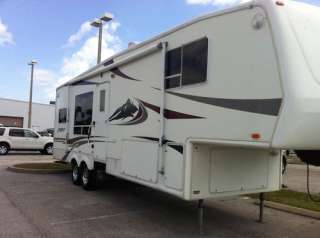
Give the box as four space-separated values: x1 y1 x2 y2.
81 164 96 190
72 163 82 185
0 143 9 155
43 143 53 155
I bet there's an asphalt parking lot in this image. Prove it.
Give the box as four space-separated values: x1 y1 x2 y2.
0 153 319 238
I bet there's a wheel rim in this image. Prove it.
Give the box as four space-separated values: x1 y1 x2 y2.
46 145 53 154
82 168 89 185
0 145 7 155
72 166 79 181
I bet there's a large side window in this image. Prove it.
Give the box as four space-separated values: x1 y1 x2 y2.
9 129 24 137
165 37 208 89
74 92 93 135
59 108 67 123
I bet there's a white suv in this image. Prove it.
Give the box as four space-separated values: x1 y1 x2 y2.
0 127 53 155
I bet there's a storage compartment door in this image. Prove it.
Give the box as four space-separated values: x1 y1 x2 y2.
210 148 269 193
164 143 184 190
122 140 158 183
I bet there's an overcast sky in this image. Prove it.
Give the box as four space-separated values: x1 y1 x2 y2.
0 0 319 103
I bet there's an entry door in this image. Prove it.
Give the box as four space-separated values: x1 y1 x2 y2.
8 128 28 149
23 129 43 149
91 82 110 161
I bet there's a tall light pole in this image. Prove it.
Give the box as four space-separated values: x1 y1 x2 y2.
27 60 37 128
90 13 113 64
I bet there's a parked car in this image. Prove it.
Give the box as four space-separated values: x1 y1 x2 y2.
0 124 4 127
0 127 53 155
37 128 54 137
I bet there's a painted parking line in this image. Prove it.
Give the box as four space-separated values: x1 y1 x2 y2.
50 209 150 226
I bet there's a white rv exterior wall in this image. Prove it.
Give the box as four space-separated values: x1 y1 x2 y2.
54 2 285 200
0 98 55 131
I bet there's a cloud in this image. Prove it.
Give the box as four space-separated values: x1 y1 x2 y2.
38 21 122 101
186 0 249 6
0 19 14 46
57 21 121 87
34 69 56 86
66 21 92 46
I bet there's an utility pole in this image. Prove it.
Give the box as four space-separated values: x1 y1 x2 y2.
90 13 114 64
27 60 37 128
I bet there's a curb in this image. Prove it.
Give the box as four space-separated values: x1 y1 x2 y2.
254 200 320 220
7 166 71 174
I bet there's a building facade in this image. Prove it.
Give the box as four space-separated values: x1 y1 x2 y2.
0 98 55 131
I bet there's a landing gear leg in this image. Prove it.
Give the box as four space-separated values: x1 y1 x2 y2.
198 199 204 235
258 193 265 223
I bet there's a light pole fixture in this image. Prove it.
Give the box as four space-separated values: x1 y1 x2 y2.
27 60 37 129
90 12 114 64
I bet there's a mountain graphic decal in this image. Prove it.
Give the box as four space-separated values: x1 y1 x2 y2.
109 99 148 125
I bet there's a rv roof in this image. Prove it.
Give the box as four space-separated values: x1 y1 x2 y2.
59 0 259 89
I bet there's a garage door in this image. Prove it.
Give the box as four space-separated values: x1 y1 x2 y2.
0 116 24 127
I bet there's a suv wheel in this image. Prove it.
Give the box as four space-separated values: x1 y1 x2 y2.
0 143 9 155
81 164 96 190
42 144 53 155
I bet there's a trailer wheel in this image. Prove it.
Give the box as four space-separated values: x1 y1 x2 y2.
71 163 81 185
81 164 96 190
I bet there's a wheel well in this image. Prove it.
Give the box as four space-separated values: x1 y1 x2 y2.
44 142 53 149
70 159 77 168
0 142 10 150
80 161 87 169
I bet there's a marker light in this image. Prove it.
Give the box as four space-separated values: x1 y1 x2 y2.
251 133 261 140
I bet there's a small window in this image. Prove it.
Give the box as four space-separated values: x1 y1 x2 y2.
165 37 208 89
24 130 39 138
165 47 182 77
99 90 106 112
0 128 5 136
59 108 67 123
74 92 93 135
9 129 24 137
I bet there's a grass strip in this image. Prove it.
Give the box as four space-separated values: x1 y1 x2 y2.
248 190 320 212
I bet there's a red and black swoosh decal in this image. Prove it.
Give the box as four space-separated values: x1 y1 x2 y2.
133 136 183 154
110 68 141 81
138 99 204 119
166 91 282 116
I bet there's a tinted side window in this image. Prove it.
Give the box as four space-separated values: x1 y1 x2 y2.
59 108 67 123
182 38 208 86
9 129 25 137
24 130 39 138
99 90 106 112
74 92 93 135
0 128 5 136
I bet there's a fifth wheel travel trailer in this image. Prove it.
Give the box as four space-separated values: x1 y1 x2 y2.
54 0 320 230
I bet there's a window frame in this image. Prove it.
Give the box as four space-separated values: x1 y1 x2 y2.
165 37 208 90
